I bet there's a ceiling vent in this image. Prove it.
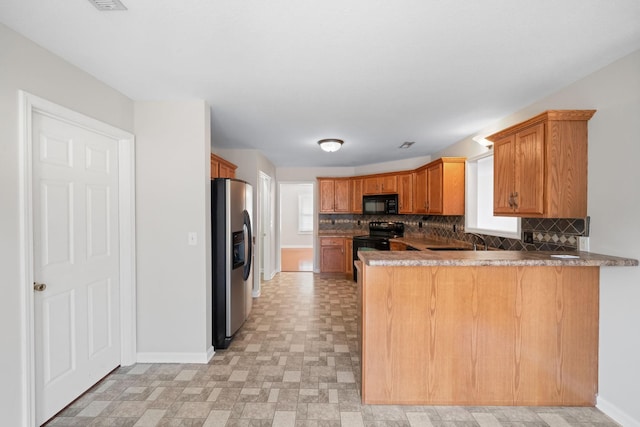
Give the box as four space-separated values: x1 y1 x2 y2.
88 0 127 11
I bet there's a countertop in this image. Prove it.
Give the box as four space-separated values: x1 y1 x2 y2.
319 230 638 266
358 250 638 267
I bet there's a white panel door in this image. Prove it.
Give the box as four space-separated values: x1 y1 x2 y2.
32 112 120 424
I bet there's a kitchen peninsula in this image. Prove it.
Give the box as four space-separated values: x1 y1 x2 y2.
355 250 637 406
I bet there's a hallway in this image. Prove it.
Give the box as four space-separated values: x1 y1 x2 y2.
47 272 619 426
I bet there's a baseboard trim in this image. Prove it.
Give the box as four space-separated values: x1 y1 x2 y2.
136 351 212 364
597 396 640 427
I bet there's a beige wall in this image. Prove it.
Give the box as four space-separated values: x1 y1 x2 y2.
0 23 134 426
433 49 640 426
135 100 212 361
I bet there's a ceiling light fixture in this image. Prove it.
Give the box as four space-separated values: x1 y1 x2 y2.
88 0 127 11
399 141 415 149
473 135 493 148
318 138 344 153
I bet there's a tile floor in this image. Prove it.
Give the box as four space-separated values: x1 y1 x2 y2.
48 272 620 426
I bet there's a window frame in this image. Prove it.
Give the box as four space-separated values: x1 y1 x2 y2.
297 192 313 234
465 151 521 239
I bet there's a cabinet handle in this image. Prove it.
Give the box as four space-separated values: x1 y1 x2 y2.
508 192 519 209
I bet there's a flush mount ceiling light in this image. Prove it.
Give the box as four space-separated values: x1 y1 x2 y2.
88 0 127 11
318 138 344 152
473 135 493 148
399 141 415 149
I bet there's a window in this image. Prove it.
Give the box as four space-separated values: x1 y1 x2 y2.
298 193 313 233
465 152 520 239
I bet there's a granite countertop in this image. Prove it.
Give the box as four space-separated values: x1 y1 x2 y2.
358 250 638 267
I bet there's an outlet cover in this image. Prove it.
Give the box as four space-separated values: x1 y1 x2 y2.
579 236 590 251
523 231 534 244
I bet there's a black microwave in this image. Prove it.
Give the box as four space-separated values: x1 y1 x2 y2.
363 194 398 215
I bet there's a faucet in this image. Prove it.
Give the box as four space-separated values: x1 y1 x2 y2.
467 233 487 251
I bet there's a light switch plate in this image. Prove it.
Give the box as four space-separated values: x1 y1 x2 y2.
188 232 198 246
578 236 590 251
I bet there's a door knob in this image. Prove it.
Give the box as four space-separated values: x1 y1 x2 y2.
33 282 47 292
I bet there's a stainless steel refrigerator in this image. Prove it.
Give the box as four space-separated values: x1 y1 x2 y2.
211 178 253 349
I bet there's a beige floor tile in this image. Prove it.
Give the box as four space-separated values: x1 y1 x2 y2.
133 408 166 426
203 409 231 427
45 272 621 427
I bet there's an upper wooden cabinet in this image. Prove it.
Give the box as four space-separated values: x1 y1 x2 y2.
319 158 465 216
414 167 428 214
487 110 595 218
397 172 414 214
210 153 237 179
414 157 465 215
318 178 351 213
351 178 363 214
363 174 398 195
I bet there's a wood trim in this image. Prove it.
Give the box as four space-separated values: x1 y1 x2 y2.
486 110 596 142
210 153 237 178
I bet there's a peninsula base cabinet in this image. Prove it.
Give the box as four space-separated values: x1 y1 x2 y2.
358 264 599 406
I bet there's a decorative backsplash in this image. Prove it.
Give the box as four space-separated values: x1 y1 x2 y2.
319 214 589 251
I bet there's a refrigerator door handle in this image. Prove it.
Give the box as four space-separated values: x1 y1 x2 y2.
243 209 252 281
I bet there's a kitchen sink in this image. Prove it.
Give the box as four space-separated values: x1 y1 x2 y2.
427 247 475 251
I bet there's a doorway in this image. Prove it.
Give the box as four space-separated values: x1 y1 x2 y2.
279 182 314 272
258 171 275 287
19 92 136 425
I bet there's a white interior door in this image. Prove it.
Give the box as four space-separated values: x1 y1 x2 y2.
32 112 121 424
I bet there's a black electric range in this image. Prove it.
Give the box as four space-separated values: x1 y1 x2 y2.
352 221 405 281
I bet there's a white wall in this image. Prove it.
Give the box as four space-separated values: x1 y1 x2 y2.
433 49 640 427
135 100 212 362
0 23 134 426
353 155 432 175
280 183 314 248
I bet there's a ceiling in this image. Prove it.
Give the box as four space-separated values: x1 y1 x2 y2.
2 1 640 167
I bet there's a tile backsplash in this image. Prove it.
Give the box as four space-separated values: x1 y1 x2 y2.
319 214 589 251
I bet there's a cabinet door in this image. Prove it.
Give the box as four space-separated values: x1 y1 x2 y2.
515 123 545 215
363 177 379 194
334 179 351 212
389 241 407 251
427 163 443 214
493 134 516 215
380 175 398 194
398 173 414 213
320 238 345 272
319 180 336 213
210 156 220 179
414 168 428 213
219 163 235 178
345 239 353 275
351 178 363 213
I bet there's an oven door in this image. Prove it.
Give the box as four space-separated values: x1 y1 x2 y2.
352 237 389 281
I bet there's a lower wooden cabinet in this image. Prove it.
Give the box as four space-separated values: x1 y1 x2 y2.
320 237 345 272
320 237 353 276
389 241 407 251
345 238 353 275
